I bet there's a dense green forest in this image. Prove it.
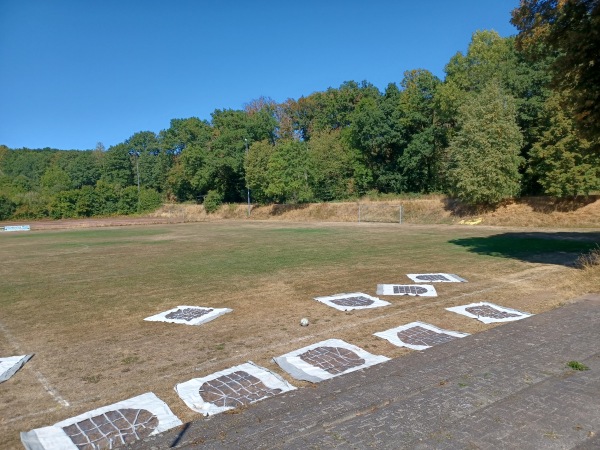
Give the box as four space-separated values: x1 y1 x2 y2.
1 1 599 221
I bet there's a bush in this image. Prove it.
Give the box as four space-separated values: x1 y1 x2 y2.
117 186 139 214
576 245 600 269
48 190 79 219
0 194 16 220
203 190 223 214
138 188 162 212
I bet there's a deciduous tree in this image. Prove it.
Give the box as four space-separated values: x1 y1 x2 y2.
528 93 600 195
512 0 600 142
447 82 524 205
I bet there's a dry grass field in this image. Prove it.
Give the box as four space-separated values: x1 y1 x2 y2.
1 220 599 448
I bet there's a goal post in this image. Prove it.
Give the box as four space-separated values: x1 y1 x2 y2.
358 204 403 224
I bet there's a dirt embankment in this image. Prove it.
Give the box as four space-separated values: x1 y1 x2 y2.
2 195 599 230
152 195 600 228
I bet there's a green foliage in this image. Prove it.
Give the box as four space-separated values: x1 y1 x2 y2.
529 94 600 196
165 159 193 201
566 361 590 371
398 70 445 192
102 144 133 187
310 81 381 135
447 82 524 205
75 185 96 217
245 139 275 203
308 130 358 201
138 188 162 212
125 131 166 191
40 165 72 194
0 26 596 215
203 189 223 213
265 140 313 203
93 180 120 215
436 30 551 160
512 0 600 142
118 186 140 214
62 151 102 189
0 194 16 220
159 117 213 155
0 148 57 188
12 191 49 219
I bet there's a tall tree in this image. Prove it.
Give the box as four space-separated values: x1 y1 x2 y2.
528 93 600 195
308 130 363 201
245 139 276 203
347 85 405 193
397 70 444 192
446 82 524 205
265 140 313 203
162 118 213 201
310 81 380 133
512 0 600 142
125 131 167 191
40 165 72 194
102 143 134 187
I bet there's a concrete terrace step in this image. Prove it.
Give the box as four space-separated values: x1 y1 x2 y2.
131 294 600 449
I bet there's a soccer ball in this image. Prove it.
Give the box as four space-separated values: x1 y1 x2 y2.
300 318 309 327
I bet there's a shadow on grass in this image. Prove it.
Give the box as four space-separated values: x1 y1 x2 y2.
449 231 600 266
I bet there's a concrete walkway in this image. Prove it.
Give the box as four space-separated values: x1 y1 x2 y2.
132 294 600 449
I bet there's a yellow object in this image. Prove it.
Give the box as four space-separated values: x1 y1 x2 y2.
459 218 483 225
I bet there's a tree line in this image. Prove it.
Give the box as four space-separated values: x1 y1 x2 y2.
1 2 599 221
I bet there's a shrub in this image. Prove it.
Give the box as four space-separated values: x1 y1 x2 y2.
203 190 223 214
138 188 162 212
0 194 15 220
575 245 600 269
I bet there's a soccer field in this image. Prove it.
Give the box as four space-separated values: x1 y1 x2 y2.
1 221 598 447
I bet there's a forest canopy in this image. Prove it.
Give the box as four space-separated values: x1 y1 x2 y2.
1 3 599 221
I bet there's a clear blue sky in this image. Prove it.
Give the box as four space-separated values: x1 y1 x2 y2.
0 1 519 150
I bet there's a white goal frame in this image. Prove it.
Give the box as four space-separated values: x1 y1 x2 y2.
358 204 403 224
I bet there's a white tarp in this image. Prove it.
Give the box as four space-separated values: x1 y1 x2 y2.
0 354 33 383
406 273 467 283
446 302 533 324
374 321 469 350
1 225 31 232
313 292 390 311
144 305 232 326
175 361 296 416
273 339 390 383
376 284 437 297
20 392 182 450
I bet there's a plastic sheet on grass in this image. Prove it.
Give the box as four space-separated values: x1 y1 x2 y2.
446 302 532 324
21 392 182 450
175 361 296 416
144 305 232 326
0 354 33 383
406 273 467 283
273 339 390 383
313 292 390 311
376 284 437 297
374 322 469 350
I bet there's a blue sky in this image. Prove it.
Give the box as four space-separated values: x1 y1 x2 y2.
0 1 519 150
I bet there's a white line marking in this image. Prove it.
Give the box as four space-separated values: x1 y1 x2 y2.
0 319 70 407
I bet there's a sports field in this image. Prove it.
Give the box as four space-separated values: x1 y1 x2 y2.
1 221 599 447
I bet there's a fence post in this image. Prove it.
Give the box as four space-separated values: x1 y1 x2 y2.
399 205 403 224
358 204 361 223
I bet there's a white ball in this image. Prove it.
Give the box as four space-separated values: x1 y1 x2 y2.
300 318 309 327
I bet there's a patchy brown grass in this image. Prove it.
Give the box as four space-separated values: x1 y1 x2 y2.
0 220 599 448
148 194 600 228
